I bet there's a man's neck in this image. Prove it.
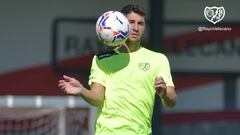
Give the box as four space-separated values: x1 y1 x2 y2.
124 40 141 52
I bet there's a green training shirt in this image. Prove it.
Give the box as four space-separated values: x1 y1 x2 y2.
89 46 174 135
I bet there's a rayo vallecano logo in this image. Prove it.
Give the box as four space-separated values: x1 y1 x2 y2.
139 63 150 71
204 6 225 24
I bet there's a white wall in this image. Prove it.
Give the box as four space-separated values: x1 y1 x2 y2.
0 0 148 73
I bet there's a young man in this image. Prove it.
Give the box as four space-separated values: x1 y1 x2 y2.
58 4 177 135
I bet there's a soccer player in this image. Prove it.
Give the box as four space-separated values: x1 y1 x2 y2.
58 4 177 135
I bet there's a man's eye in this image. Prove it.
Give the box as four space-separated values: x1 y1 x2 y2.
139 22 145 26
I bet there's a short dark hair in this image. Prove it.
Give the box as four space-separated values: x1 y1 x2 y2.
121 4 145 17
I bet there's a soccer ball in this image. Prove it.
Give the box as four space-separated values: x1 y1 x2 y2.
96 11 130 46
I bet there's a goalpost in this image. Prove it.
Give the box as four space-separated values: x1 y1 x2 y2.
0 95 97 135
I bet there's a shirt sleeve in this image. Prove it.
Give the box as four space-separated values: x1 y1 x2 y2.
88 55 107 87
157 54 175 87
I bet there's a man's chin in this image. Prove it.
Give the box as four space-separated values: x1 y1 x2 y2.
127 37 139 42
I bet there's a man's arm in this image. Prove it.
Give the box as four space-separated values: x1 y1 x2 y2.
159 86 176 108
80 82 105 106
58 75 105 107
155 77 177 108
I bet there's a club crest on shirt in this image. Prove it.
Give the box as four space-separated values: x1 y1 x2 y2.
139 63 150 71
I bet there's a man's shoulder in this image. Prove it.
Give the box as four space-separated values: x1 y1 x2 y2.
141 47 167 58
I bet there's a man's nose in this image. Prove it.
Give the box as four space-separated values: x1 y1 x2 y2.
132 23 139 31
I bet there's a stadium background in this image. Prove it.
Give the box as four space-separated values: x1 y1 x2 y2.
0 0 240 135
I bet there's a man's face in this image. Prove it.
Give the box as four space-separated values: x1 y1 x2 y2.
126 12 145 42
